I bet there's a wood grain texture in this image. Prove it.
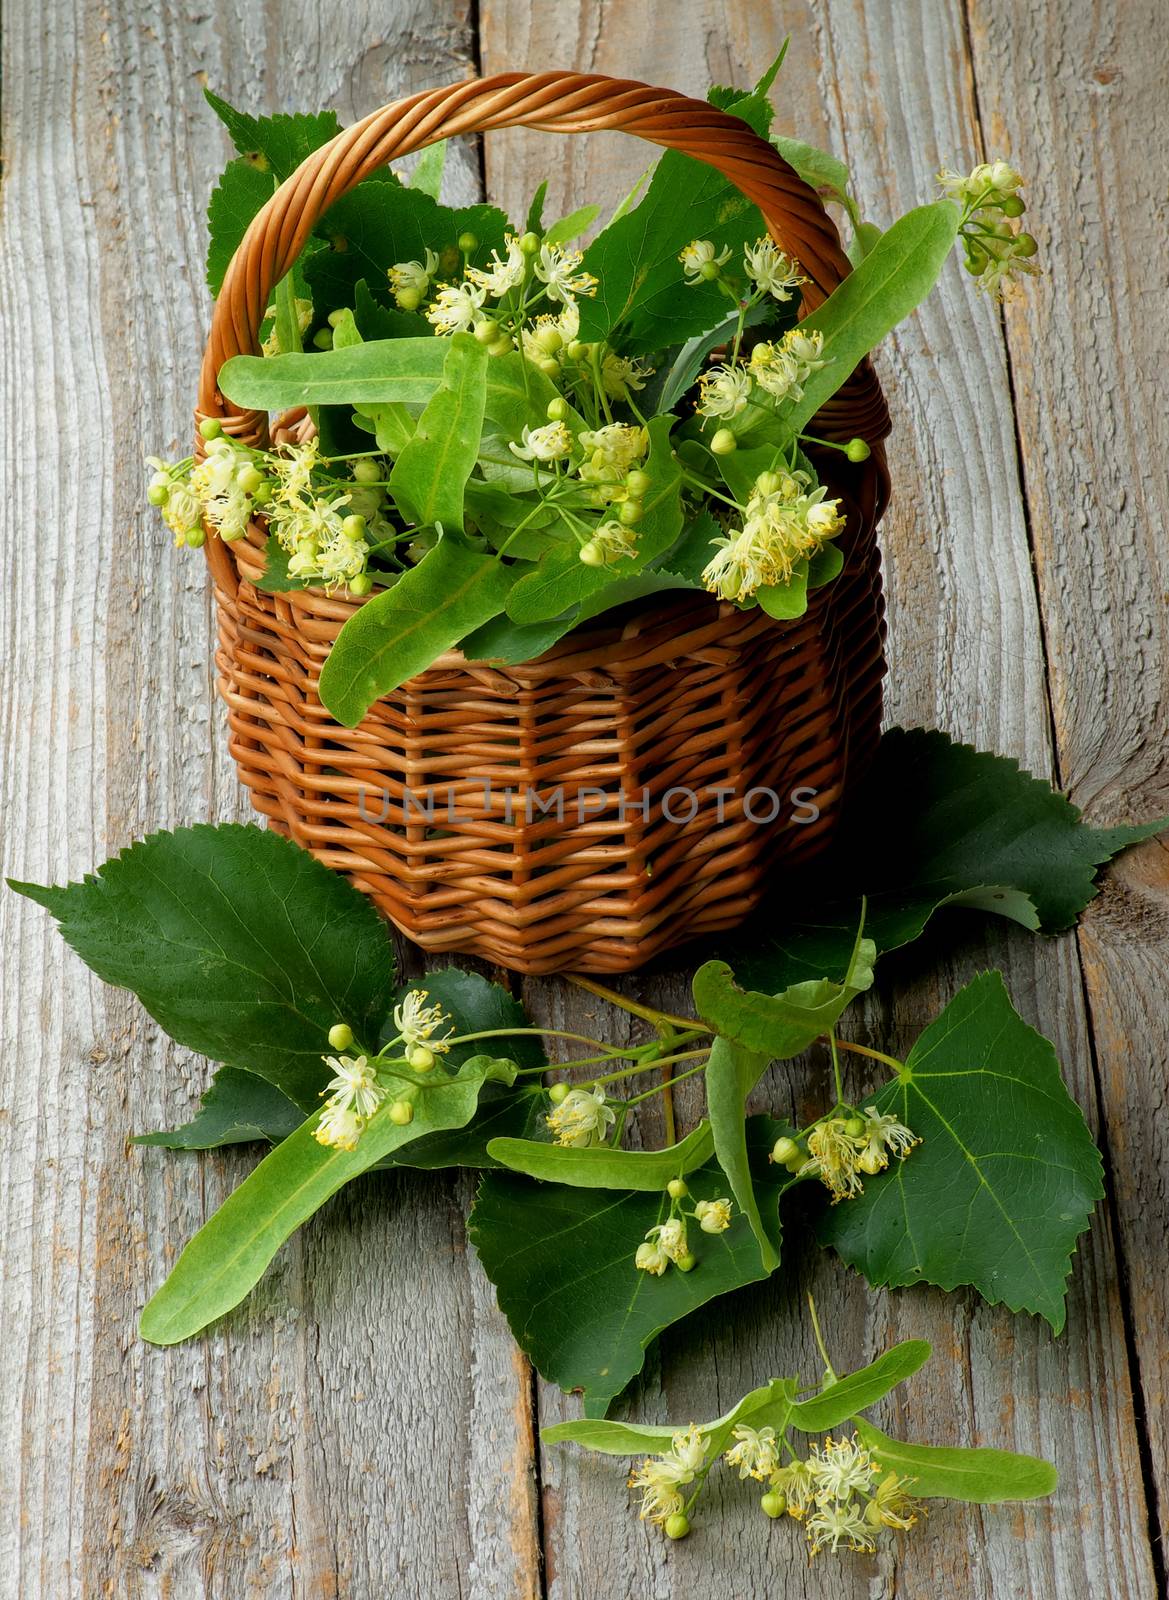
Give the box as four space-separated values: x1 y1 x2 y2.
0 3 537 1598
1 0 1164 1595
965 0 1169 1562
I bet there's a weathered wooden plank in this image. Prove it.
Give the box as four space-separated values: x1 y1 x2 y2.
480 2 1160 1595
0 4 539 1597
965 0 1169 1562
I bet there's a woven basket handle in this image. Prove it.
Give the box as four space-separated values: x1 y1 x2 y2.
197 71 889 588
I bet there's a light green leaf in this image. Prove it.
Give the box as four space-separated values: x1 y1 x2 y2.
470 1117 787 1415
10 824 393 1109
317 538 516 726
756 564 810 619
787 202 961 434
854 1419 1058 1503
846 220 884 267
772 134 860 229
787 1340 931 1431
487 1121 715 1189
408 139 447 199
693 929 875 1058
705 1038 779 1269
820 973 1104 1331
542 1377 799 1458
387 333 487 532
544 204 601 246
220 337 448 410
140 1054 517 1345
134 1066 304 1150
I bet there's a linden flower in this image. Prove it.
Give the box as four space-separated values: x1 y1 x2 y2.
577 423 648 480
808 1434 878 1503
635 1239 669 1276
679 238 732 283
702 524 772 604
545 1085 616 1148
750 328 828 403
868 1470 921 1531
583 520 640 565
644 1216 689 1264
938 158 1024 209
162 483 202 542
321 1054 385 1119
697 363 752 420
317 531 369 587
803 1117 866 1203
426 280 487 334
743 237 806 301
724 1424 780 1481
313 1101 364 1152
628 1427 706 1524
601 351 653 400
269 440 321 503
509 421 573 463
467 234 527 298
533 240 598 303
388 247 440 306
805 1500 878 1557
694 1197 733 1233
854 1106 920 1175
771 1459 817 1519
393 990 454 1053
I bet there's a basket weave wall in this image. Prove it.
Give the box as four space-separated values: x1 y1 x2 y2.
197 72 892 975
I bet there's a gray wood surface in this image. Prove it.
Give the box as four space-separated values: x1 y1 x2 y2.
1 2 1164 1596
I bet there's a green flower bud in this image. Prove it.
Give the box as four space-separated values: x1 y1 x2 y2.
474 319 499 345
199 417 223 440
396 286 422 313
488 336 513 357
666 1178 688 1200
251 482 273 506
236 464 264 495
1013 231 1039 257
389 1100 414 1126
760 1491 786 1519
843 1116 866 1139
457 231 479 254
326 308 348 329
1001 194 1026 217
710 427 737 456
408 1044 436 1072
698 258 721 280
579 539 604 567
353 458 382 484
312 328 334 349
845 437 871 462
342 513 367 539
328 1023 354 1050
147 481 170 506
538 357 560 378
770 1136 799 1165
348 572 374 597
664 1513 690 1540
548 1082 570 1104
675 1251 697 1272
566 340 590 361
617 499 643 527
184 526 206 549
625 469 652 496
546 397 570 422
519 231 541 255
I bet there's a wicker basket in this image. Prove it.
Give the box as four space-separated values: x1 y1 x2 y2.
196 71 891 976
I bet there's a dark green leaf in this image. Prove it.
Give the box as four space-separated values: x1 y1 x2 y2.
854 1419 1058 1502
10 824 393 1109
693 930 875 1055
206 160 273 296
135 1066 304 1149
471 1116 787 1415
720 727 1168 993
140 1054 517 1345
203 91 342 180
819 972 1104 1331
318 539 516 726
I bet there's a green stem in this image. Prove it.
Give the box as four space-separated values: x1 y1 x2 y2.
623 1057 709 1107
829 1030 844 1105
832 1037 905 1079
806 1292 838 1383
589 1049 709 1091
444 1026 623 1054
565 974 708 1034
678 469 742 511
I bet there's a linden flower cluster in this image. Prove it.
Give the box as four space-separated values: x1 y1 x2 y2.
311 993 455 1152
628 1425 709 1533
680 234 806 304
702 466 846 603
697 327 829 429
146 421 393 597
770 1106 919 1203
635 1178 733 1277
544 1084 617 1148
938 157 1039 299
737 1431 920 1556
